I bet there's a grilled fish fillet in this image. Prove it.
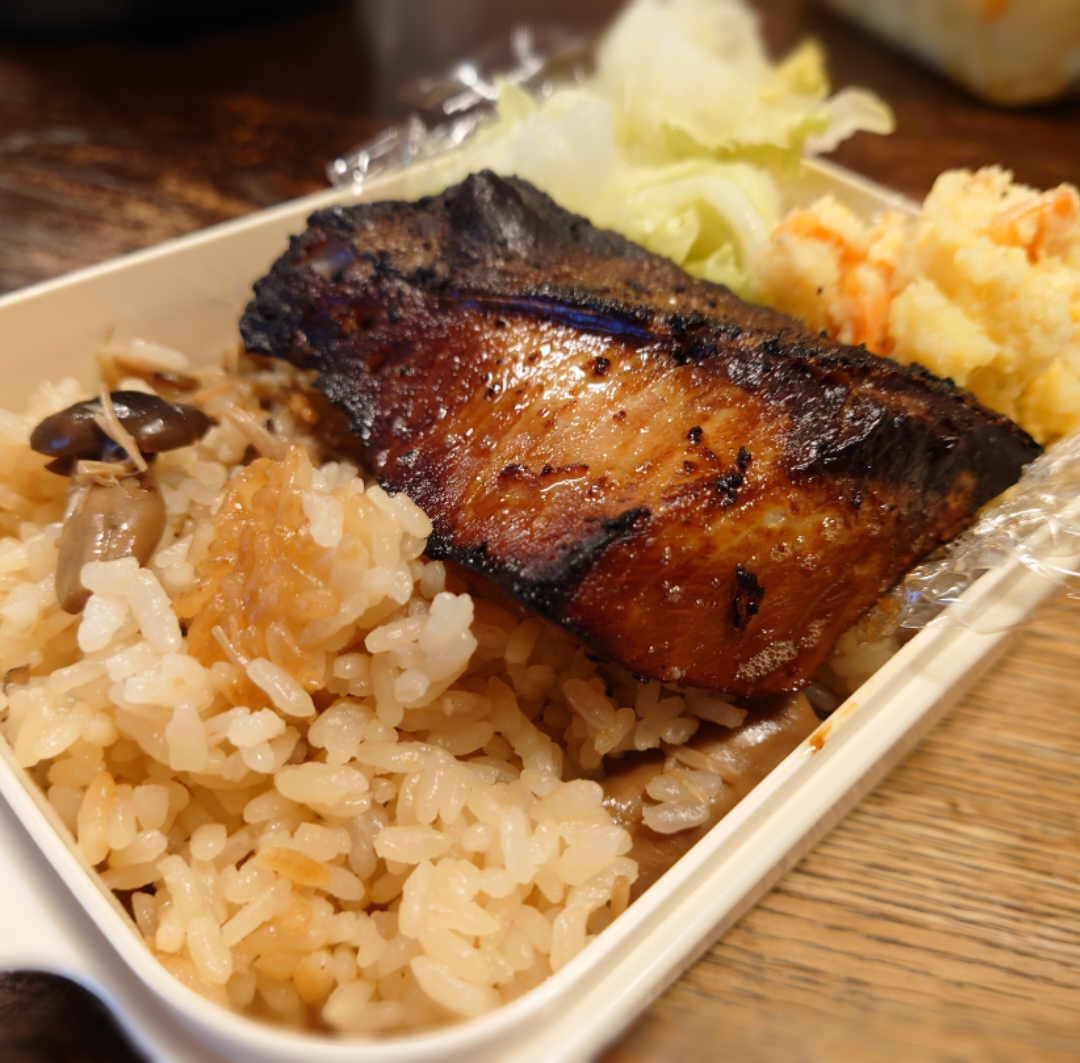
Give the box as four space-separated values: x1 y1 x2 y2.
240 171 1039 696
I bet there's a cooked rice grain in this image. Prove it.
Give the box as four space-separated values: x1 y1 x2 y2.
0 350 779 1034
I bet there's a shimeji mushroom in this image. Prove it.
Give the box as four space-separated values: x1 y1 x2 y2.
31 392 212 612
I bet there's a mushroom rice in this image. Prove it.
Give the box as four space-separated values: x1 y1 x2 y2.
0 343 855 1033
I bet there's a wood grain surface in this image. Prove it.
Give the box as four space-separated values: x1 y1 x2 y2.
601 603 1080 1062
1 2 1079 1061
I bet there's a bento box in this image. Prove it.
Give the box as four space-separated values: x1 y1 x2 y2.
0 156 1068 1063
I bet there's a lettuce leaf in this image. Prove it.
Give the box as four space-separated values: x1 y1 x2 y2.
440 0 892 297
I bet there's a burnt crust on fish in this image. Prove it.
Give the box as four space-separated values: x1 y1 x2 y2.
241 171 1039 696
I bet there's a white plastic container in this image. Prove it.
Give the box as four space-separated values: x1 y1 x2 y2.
0 158 1066 1062
821 0 1080 105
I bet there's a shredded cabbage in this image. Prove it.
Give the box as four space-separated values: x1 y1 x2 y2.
437 0 893 298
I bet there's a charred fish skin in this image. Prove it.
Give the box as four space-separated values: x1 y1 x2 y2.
241 171 1039 696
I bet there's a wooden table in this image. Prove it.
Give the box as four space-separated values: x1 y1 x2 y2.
1 2 1079 1060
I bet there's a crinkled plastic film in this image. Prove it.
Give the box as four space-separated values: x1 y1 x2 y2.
327 27 591 188
894 433 1080 634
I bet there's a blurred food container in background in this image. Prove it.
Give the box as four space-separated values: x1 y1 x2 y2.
820 0 1080 105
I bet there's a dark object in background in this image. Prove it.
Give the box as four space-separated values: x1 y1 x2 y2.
0 971 147 1063
0 0 328 35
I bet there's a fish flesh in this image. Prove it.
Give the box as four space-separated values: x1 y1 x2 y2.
240 172 1039 696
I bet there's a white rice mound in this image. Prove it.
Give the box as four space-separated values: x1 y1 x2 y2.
0 346 762 1033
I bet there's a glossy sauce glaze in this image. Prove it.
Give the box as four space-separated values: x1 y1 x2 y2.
241 171 1039 696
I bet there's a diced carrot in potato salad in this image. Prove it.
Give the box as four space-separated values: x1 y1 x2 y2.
760 167 1080 444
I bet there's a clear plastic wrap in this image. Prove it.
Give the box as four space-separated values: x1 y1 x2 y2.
895 433 1080 633
328 27 590 188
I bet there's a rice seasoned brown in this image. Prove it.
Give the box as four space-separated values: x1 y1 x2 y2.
0 344 778 1033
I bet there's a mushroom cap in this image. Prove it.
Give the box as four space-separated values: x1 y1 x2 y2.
30 391 212 469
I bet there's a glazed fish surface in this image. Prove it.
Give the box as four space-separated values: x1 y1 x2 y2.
241 171 1039 696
